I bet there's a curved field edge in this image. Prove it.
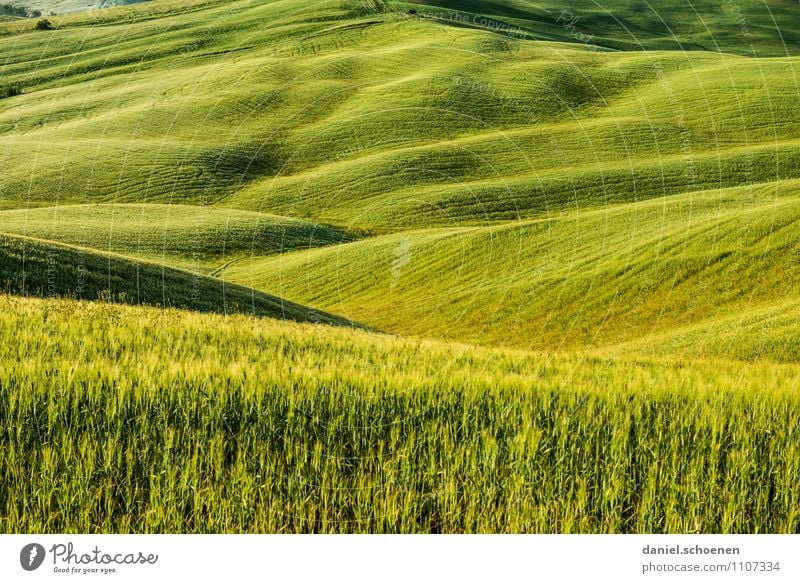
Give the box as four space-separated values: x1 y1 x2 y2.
0 232 356 326
1 294 799 533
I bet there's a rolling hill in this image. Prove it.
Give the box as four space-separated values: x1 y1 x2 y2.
0 231 354 324
0 0 796 230
0 203 358 271
392 0 800 56
220 179 800 361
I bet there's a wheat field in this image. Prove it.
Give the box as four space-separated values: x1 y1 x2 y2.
2 296 800 533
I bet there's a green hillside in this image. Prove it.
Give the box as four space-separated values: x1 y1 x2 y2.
0 0 798 230
221 179 800 361
0 204 357 271
0 0 797 360
2 295 799 533
0 232 353 324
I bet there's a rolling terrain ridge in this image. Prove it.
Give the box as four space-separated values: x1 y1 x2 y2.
0 0 798 229
0 203 357 271
221 180 800 360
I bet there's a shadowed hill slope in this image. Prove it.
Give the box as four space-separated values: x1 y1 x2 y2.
0 232 355 325
392 0 800 56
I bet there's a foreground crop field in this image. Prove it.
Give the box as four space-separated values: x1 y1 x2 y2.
1 295 799 533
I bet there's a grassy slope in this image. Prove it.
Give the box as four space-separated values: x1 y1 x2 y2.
0 1 797 229
2 294 800 533
1 0 799 534
0 232 354 325
0 203 358 271
221 180 800 361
